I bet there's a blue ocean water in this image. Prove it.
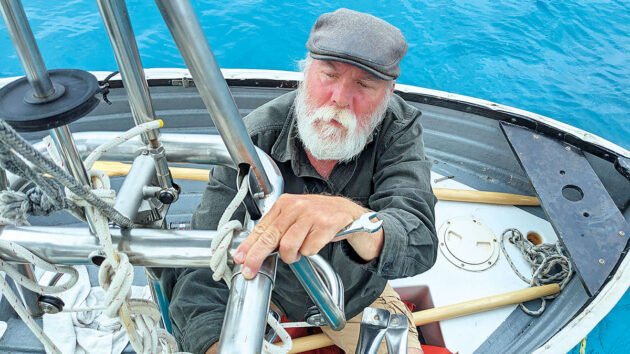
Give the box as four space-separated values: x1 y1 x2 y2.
0 0 629 352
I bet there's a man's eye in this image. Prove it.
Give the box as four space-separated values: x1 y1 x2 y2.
358 81 369 88
325 73 335 78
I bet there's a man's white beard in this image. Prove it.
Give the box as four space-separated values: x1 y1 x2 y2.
294 83 390 163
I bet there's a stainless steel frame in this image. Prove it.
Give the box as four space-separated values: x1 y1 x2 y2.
96 0 175 194
0 226 236 267
154 0 271 196
96 0 159 143
113 153 157 222
1 0 348 350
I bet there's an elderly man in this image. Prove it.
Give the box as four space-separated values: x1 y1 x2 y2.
166 8 438 354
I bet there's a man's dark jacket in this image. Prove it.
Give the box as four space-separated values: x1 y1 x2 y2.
161 90 438 353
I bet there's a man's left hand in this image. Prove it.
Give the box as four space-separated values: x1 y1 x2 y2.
233 194 384 279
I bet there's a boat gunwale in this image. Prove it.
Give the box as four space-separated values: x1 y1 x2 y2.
1 68 629 163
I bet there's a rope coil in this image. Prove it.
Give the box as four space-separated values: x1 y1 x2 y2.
500 228 573 315
0 119 181 353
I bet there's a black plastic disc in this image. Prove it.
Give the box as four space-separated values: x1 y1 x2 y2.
38 295 65 313
0 69 100 132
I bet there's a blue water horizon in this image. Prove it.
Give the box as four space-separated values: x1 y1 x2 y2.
1 1 628 151
1 1 629 353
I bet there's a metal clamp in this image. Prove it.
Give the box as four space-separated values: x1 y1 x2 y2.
356 308 410 354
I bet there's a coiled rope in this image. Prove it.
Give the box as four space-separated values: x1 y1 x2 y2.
500 228 573 315
0 119 133 228
0 119 180 353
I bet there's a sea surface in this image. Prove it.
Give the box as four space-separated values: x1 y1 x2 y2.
1 0 629 352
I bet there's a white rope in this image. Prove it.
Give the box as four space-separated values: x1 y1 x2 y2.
0 242 81 354
500 228 573 315
210 174 293 354
83 120 162 170
0 120 182 353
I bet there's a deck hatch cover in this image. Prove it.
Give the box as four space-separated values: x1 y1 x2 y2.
501 122 629 296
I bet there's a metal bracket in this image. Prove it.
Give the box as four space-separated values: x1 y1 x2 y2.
171 77 195 88
501 123 629 296
356 308 389 354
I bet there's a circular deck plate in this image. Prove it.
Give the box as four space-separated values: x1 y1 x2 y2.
438 216 499 271
0 69 100 132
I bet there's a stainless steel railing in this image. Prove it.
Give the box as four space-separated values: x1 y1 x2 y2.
1 0 347 351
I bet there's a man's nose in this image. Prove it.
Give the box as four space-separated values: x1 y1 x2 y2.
331 81 353 108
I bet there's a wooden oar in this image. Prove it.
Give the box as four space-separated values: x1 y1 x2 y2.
433 188 539 206
92 161 210 182
92 161 539 206
288 284 560 353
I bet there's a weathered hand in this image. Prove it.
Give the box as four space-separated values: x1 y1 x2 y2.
233 194 382 279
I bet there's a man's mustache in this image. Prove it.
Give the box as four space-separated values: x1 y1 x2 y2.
310 105 356 130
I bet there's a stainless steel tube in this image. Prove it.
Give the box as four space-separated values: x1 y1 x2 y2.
310 255 344 313
49 126 91 186
290 256 346 331
217 153 283 353
113 153 156 222
34 132 234 166
218 256 277 354
96 0 159 143
0 225 244 267
14 264 43 317
0 0 54 98
49 125 95 229
154 0 271 195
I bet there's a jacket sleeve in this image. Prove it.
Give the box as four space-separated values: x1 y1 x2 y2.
365 109 438 279
166 165 245 353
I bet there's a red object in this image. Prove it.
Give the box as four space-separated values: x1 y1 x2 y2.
403 299 417 312
421 345 453 354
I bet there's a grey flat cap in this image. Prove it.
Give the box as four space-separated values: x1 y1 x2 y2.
306 8 407 80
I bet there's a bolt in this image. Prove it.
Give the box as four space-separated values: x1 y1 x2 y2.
599 259 605 264
620 231 626 237
440 242 444 246
158 190 175 204
565 146 571 151
533 134 539 139
488 261 492 265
